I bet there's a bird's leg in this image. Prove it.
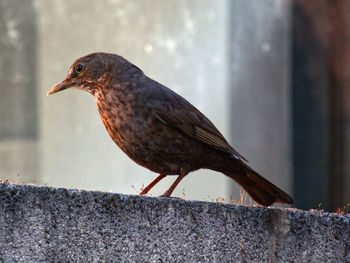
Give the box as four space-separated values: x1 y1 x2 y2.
139 174 167 195
160 173 187 197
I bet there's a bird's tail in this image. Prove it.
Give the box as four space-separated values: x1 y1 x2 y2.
225 163 293 206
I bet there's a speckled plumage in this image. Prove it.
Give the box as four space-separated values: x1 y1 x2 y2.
48 52 293 206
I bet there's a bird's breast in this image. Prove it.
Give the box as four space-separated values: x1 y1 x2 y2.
94 88 203 175
95 89 157 162
96 90 135 144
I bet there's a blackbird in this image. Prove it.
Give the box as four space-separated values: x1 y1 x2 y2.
48 52 293 206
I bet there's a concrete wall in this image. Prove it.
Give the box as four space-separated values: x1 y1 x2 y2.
0 183 348 263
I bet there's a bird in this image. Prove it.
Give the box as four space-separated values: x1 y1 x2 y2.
47 52 293 206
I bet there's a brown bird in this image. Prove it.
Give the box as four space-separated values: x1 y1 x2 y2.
48 52 293 206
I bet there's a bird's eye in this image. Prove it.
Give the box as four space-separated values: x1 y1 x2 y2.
75 63 84 74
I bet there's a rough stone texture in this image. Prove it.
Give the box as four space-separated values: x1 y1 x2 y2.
0 183 349 263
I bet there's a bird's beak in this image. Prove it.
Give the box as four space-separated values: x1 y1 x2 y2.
47 80 72 96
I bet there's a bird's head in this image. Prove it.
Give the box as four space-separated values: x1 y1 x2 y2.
47 53 108 96
48 52 142 97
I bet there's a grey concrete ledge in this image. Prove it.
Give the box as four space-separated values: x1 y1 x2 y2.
0 183 349 263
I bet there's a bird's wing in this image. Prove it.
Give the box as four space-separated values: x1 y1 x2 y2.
153 108 248 162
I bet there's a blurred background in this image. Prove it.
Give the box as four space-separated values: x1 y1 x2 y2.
0 0 349 212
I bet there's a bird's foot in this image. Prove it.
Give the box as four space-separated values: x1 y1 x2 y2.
139 189 147 196
160 191 172 198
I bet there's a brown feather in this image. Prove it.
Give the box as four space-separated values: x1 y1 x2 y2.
153 111 247 161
